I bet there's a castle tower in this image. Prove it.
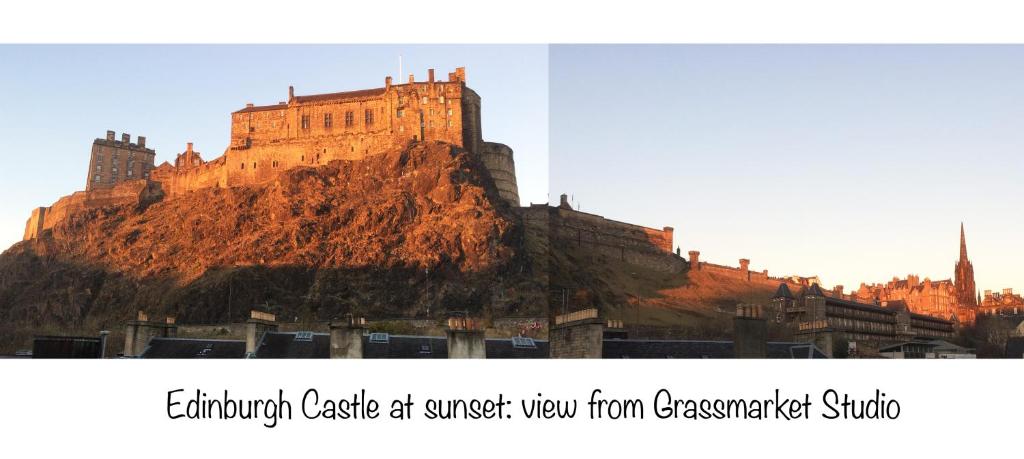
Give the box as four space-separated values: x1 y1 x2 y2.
954 223 978 307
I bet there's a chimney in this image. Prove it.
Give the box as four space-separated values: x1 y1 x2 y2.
408 73 415 84
329 315 366 359
739 259 750 280
549 308 603 358
734 304 767 358
385 76 392 91
688 251 701 270
445 315 486 359
137 136 146 148
106 130 115 141
428 68 435 83
122 311 177 357
246 310 278 356
288 85 294 101
121 133 131 144
662 227 674 251
186 142 193 153
454 67 466 82
246 103 254 108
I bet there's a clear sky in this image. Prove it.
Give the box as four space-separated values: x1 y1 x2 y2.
0 44 549 249
550 45 1023 295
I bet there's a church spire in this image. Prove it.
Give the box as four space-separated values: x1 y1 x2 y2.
955 222 977 307
960 222 968 261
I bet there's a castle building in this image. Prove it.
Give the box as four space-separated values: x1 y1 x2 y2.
24 68 521 241
85 131 156 191
216 67 519 206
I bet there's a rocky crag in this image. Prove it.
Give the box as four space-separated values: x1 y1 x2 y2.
0 141 545 353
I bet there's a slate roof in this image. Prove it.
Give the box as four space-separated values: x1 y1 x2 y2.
485 338 550 359
32 335 104 359
807 283 826 297
774 283 795 300
141 338 247 359
601 339 826 359
1005 337 1024 358
363 335 448 359
293 88 387 104
255 332 330 359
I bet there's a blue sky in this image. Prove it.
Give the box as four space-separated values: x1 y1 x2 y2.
0 44 549 249
551 45 1023 294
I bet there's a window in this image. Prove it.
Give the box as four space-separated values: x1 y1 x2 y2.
447 109 453 116
324 113 333 128
396 109 403 118
439 95 445 104
93 175 100 182
512 336 537 349
422 96 428 105
399 125 404 133
369 333 389 344
345 111 354 127
294 332 314 342
301 115 310 129
365 109 374 125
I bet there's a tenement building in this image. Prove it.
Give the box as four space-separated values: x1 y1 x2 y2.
772 283 955 357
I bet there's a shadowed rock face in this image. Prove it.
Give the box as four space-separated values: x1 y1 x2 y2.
0 141 546 352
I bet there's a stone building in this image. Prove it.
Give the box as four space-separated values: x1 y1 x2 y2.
85 130 155 191
980 288 1024 316
153 67 519 206
24 67 521 240
852 224 979 325
772 283 955 357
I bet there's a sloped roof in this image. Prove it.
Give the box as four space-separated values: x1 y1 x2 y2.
485 339 550 359
255 332 330 359
1005 337 1024 358
807 283 826 297
774 283 795 300
363 335 447 359
141 338 246 359
32 335 104 359
601 339 827 359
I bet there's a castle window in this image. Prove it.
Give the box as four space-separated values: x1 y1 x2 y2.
324 113 332 128
241 163 245 170
448 109 453 116
301 115 310 129
396 109 403 118
253 162 256 169
365 109 374 125
439 96 445 104
345 111 354 127
399 125 404 133
249 126 255 133
422 96 428 105
447 120 452 127
93 175 100 182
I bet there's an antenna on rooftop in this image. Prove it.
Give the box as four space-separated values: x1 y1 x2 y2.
399 55 403 83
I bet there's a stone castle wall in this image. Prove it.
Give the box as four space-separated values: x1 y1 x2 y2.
480 142 519 206
24 180 162 240
520 201 683 273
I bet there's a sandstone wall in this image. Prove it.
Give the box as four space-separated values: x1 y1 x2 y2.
520 204 684 273
480 142 519 206
23 180 162 240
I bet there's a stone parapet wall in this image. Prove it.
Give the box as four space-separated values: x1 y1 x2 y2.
23 180 162 240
